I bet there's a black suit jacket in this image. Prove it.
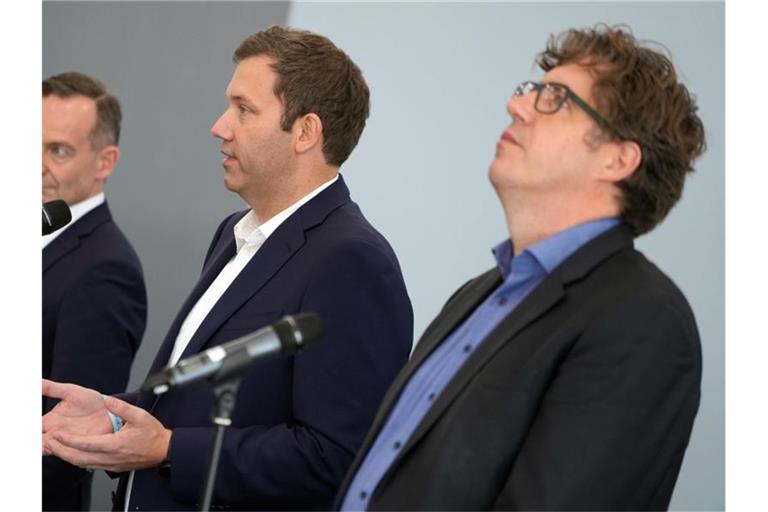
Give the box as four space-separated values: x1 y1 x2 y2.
114 176 413 511
43 201 147 511
336 224 701 511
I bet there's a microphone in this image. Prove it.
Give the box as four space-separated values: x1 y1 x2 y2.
142 313 322 395
42 200 72 235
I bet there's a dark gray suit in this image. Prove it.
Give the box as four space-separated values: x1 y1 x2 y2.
336 224 701 511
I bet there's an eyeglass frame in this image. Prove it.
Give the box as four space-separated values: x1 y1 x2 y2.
513 80 629 141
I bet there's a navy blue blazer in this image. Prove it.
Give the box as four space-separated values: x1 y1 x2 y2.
43 201 147 511
116 176 413 511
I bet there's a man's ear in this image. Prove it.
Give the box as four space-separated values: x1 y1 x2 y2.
96 145 120 181
600 140 642 183
294 113 323 154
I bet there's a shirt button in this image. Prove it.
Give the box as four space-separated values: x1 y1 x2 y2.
427 392 436 401
498 296 508 306
463 344 472 353
360 491 368 499
394 441 402 450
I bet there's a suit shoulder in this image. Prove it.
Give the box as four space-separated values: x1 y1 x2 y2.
577 248 700 356
309 201 400 261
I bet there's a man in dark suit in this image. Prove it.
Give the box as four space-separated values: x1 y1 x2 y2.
42 72 147 511
336 25 706 511
42 27 413 510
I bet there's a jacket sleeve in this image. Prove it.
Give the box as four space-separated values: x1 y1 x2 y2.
167 239 413 508
493 293 701 511
44 258 147 494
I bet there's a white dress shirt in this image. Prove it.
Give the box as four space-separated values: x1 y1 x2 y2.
42 192 105 249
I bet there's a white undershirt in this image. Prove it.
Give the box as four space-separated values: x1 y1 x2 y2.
124 174 337 511
42 192 105 249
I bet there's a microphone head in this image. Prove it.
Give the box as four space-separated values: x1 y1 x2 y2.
273 313 322 355
42 200 72 235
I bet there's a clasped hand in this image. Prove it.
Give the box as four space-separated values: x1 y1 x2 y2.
42 379 171 472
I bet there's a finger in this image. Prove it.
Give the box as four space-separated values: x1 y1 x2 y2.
42 412 61 434
53 431 116 454
103 396 146 424
42 379 70 400
45 435 116 470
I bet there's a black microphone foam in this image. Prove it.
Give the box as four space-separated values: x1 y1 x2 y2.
42 200 72 235
273 313 322 354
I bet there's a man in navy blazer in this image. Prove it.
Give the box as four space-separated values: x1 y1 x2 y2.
42 27 413 510
42 72 147 510
336 25 706 510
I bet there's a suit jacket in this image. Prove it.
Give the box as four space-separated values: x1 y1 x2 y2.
43 201 147 511
335 224 701 511
115 176 413 511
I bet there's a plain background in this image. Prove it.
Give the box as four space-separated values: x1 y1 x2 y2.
43 2 723 510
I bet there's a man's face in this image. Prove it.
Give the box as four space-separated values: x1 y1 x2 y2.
489 62 609 200
42 95 108 204
211 55 295 202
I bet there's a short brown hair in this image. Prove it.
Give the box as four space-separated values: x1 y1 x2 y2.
234 26 370 167
43 71 122 149
537 24 706 236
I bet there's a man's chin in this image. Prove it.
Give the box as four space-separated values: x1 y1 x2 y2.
222 175 240 194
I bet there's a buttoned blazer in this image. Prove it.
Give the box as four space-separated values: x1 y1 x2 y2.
116 176 414 511
335 224 701 511
43 202 147 511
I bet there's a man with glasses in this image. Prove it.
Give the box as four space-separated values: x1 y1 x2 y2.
335 25 706 510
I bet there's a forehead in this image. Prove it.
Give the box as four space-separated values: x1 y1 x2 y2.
43 95 97 140
541 62 596 100
226 55 281 104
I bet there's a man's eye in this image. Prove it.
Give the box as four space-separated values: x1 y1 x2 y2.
238 105 249 115
51 146 69 158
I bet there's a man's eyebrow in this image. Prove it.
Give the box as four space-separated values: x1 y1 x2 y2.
45 140 75 150
230 93 255 106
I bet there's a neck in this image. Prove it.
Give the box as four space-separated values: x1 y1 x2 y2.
246 165 338 223
498 188 619 256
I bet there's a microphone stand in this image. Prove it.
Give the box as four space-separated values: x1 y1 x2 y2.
198 350 251 512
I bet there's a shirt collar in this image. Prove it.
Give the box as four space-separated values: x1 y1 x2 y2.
42 192 105 249
492 217 621 278
233 175 339 253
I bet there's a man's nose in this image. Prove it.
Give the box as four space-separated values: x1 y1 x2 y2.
211 112 232 141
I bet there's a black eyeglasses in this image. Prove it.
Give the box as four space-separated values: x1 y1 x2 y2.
513 81 627 140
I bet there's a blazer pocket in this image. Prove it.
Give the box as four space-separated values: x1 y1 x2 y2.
214 310 283 340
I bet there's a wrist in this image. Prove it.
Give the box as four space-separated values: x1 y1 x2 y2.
157 429 172 478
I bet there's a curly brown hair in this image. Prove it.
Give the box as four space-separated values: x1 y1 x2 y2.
537 24 706 236
43 71 122 149
234 26 370 168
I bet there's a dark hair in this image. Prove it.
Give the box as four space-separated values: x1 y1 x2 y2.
234 26 370 167
43 71 122 148
537 24 706 236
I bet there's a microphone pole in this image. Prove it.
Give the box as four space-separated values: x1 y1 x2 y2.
194 314 322 512
198 350 252 512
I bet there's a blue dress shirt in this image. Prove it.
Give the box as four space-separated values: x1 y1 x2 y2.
340 217 620 511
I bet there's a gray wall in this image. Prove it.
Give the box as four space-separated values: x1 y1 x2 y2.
43 2 724 510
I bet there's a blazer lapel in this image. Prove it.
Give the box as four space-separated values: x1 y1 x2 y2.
153 175 353 368
146 235 238 374
401 276 565 454
174 217 306 361
382 270 501 415
43 202 111 272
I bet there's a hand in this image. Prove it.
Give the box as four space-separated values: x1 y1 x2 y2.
45 395 172 472
42 379 112 455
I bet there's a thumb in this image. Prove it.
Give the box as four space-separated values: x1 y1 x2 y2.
103 396 144 424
